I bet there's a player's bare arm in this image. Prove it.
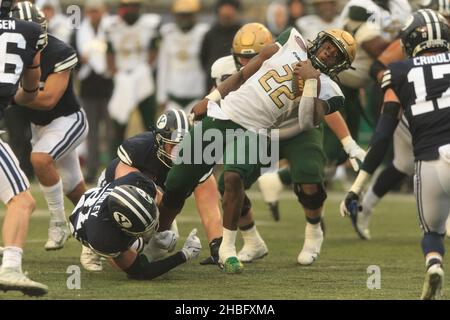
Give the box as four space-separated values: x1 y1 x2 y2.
191 43 279 120
23 69 71 110
361 36 390 59
14 52 41 105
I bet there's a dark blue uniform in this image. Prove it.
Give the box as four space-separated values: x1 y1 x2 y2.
0 17 45 116
69 172 157 257
105 131 169 190
384 52 450 161
21 34 79 125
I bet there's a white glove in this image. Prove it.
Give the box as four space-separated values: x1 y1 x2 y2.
153 230 178 252
341 136 366 171
181 228 201 261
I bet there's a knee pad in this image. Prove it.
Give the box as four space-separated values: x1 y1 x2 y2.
294 183 327 210
421 232 445 256
161 190 186 211
240 195 252 217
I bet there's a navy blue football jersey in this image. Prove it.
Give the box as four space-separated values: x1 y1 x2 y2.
382 52 450 161
69 171 157 258
22 34 79 125
0 17 45 116
105 131 169 190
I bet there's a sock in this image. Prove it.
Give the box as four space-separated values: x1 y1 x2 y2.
241 225 264 246
306 222 321 230
220 228 237 258
425 253 443 269
40 180 66 224
306 215 321 225
362 187 380 215
1 246 23 271
372 165 407 197
239 222 254 231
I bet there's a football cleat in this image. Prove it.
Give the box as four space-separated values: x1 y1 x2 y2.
80 246 103 272
200 237 221 265
0 268 48 297
421 263 444 300
44 221 70 251
258 172 283 221
297 224 323 266
237 241 268 263
219 257 244 274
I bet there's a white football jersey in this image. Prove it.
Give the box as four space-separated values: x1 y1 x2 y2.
220 28 343 132
157 22 209 104
338 0 412 88
106 14 161 72
296 15 340 44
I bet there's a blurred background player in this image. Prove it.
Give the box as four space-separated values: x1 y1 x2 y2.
105 0 160 158
157 0 208 112
296 0 340 43
12 2 88 253
36 0 71 43
342 9 450 299
71 0 113 184
0 0 48 296
265 1 289 38
200 0 242 91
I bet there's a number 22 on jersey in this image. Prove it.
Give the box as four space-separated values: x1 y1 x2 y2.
258 64 296 109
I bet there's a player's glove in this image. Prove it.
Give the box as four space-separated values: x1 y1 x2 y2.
153 230 178 252
341 136 366 171
339 191 362 217
181 228 201 261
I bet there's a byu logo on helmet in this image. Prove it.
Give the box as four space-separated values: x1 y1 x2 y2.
113 211 133 229
157 114 168 129
135 187 154 205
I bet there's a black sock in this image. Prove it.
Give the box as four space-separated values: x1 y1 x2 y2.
239 222 255 231
373 165 407 197
306 216 321 225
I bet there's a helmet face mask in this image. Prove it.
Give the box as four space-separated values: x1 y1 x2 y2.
308 29 356 78
400 9 450 58
155 109 189 168
108 185 160 237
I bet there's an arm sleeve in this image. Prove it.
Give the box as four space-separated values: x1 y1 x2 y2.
125 252 186 280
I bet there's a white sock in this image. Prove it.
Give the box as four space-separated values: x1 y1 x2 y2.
1 246 23 271
40 180 66 224
362 187 379 215
220 228 237 258
425 253 442 268
306 222 321 231
241 225 264 246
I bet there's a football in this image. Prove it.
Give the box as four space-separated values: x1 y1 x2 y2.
292 76 321 98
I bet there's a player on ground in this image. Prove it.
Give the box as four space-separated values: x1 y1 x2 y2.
0 0 48 296
69 170 201 280
341 9 450 299
158 26 356 273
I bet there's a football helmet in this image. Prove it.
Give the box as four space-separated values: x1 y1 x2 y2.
155 109 189 168
108 184 159 237
12 1 48 33
421 0 450 18
172 0 200 14
0 0 16 17
308 28 356 78
400 9 450 58
232 22 273 69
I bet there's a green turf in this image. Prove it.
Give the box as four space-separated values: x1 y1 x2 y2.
0 185 447 300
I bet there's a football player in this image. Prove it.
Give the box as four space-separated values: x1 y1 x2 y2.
349 0 450 240
158 25 356 273
341 9 450 299
210 23 363 264
93 108 223 267
0 0 48 296
69 170 201 280
12 2 88 253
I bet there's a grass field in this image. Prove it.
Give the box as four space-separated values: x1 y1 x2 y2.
0 183 448 300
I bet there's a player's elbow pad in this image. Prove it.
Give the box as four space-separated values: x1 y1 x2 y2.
298 96 316 131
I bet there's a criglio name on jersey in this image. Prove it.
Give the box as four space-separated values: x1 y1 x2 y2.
413 52 450 66
0 20 15 29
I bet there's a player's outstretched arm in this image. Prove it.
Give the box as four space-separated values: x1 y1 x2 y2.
191 43 280 120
